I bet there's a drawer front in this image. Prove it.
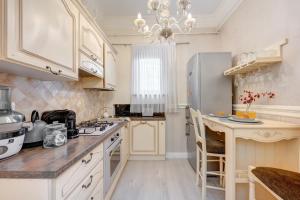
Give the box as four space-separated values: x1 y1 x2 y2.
65 162 103 200
88 181 104 200
56 143 103 199
80 52 104 78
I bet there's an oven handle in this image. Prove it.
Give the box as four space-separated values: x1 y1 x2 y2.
109 139 123 157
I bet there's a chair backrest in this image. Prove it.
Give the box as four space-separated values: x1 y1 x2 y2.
190 108 206 149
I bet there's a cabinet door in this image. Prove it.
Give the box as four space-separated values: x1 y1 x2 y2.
104 44 117 89
6 0 79 79
79 14 103 66
158 121 166 155
130 121 158 155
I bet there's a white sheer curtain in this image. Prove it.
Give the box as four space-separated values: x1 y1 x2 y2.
131 43 178 115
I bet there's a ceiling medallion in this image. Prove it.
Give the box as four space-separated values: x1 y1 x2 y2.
134 0 196 41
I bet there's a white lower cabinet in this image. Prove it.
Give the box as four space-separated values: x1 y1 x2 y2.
89 181 104 200
65 163 103 200
129 120 166 159
121 124 130 166
0 143 104 200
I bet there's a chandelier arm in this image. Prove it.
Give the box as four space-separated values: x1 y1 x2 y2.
170 23 183 32
169 17 179 24
155 11 161 24
150 24 161 32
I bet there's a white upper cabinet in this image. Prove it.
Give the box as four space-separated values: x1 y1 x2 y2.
3 0 79 80
79 13 104 66
104 44 117 90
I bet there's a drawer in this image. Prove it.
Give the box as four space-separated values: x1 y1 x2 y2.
80 52 104 78
88 181 104 200
65 162 103 200
56 143 103 199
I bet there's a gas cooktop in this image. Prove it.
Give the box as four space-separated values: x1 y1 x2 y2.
78 119 117 136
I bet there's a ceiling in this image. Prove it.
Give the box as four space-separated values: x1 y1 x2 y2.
82 0 244 35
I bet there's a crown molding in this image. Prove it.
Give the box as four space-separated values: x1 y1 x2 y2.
96 0 245 36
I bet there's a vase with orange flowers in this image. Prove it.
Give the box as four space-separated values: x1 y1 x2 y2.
237 90 275 119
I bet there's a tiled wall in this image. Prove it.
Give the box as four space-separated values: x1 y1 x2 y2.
0 73 105 123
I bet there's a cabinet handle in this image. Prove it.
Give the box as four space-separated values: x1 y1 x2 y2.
82 175 93 189
82 153 93 164
91 197 94 200
46 66 62 75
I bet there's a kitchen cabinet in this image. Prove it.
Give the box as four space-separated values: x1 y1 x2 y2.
129 120 166 160
0 0 79 80
104 44 117 90
0 143 104 200
79 13 104 67
79 14 104 78
121 123 130 166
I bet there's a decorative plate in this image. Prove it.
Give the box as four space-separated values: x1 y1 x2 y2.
228 116 262 124
209 113 230 118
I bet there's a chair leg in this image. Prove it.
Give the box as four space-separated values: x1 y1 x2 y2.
222 158 225 188
248 166 256 200
202 151 207 200
219 157 223 187
196 146 200 186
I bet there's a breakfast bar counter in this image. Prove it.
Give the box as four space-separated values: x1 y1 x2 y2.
0 121 127 179
203 116 300 200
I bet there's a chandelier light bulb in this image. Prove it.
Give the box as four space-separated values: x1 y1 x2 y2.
134 12 146 29
147 0 161 11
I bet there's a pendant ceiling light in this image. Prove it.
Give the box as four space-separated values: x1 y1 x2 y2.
134 0 196 41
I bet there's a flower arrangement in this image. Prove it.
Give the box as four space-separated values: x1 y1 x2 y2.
239 90 275 112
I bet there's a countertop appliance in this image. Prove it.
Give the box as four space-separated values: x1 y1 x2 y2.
0 86 27 159
104 130 122 196
186 53 232 171
114 104 131 117
41 110 79 139
78 119 117 136
43 122 67 148
23 110 47 148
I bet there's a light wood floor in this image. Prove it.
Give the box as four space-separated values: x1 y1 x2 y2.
111 160 225 200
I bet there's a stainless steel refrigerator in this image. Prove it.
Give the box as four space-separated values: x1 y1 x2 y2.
186 52 232 171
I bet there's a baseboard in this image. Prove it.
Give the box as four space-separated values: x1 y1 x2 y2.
166 152 188 159
129 155 166 161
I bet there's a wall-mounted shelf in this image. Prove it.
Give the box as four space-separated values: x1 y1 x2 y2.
224 38 288 76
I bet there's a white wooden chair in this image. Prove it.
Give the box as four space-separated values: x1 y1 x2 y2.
248 165 300 200
190 108 225 200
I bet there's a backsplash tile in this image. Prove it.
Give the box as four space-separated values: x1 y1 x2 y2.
0 73 104 123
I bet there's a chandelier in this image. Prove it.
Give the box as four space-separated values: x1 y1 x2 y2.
134 0 196 41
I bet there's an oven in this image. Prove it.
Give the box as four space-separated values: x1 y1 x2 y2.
104 131 122 195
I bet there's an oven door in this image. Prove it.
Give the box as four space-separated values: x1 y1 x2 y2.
104 138 122 195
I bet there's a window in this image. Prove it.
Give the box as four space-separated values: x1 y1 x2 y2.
131 43 177 114
138 58 162 95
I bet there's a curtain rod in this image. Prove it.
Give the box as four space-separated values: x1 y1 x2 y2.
112 42 190 46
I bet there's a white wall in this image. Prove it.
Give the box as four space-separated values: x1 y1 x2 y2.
220 0 300 105
103 34 222 154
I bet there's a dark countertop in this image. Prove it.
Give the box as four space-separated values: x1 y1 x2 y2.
0 121 127 179
129 116 166 121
